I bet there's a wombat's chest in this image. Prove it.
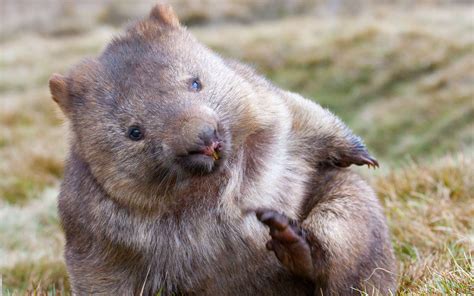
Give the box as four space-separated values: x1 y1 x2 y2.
142 218 311 295
138 168 313 294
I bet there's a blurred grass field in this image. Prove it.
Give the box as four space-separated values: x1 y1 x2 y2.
0 1 473 294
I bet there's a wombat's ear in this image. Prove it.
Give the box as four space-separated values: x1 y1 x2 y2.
149 4 180 27
49 73 71 116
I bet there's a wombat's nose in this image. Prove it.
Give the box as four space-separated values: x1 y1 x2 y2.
175 106 223 160
198 126 219 147
184 125 222 160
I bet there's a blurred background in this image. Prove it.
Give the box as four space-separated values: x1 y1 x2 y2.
0 0 472 294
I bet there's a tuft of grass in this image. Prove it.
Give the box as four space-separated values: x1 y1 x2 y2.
2 259 70 295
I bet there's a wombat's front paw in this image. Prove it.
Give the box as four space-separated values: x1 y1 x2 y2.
256 209 314 280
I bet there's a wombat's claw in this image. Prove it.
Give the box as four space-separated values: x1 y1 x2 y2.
332 152 379 169
360 155 379 169
256 209 315 280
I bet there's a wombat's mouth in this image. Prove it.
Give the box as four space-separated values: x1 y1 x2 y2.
176 140 226 175
188 141 222 160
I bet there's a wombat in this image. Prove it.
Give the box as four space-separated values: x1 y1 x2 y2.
49 4 396 295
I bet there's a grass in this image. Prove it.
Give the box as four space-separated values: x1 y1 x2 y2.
0 2 473 295
375 154 473 294
1 188 67 294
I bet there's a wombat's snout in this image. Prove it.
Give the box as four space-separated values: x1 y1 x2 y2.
191 126 223 159
181 124 223 161
173 107 227 175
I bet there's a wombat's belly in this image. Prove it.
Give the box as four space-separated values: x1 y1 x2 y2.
146 229 313 295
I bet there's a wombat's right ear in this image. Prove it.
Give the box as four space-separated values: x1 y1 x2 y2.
149 4 180 27
49 73 71 116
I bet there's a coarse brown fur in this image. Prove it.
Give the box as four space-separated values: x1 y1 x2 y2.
50 4 396 295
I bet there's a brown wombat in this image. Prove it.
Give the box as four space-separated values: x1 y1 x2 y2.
49 4 396 295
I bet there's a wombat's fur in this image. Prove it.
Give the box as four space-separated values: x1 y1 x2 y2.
50 4 396 295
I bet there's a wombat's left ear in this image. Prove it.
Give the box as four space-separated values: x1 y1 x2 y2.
49 73 71 116
149 4 180 27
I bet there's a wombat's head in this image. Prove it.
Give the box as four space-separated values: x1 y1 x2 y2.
49 5 265 202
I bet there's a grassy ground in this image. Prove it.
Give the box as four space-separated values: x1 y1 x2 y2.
378 154 473 294
0 3 473 295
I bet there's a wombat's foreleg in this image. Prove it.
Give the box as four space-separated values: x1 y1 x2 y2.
257 171 397 295
256 209 322 281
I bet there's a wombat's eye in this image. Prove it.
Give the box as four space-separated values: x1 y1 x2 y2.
190 78 202 91
128 126 144 141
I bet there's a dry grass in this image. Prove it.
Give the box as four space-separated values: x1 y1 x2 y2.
0 2 473 295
